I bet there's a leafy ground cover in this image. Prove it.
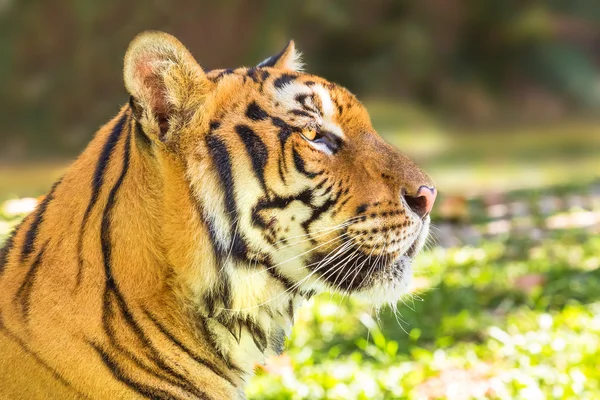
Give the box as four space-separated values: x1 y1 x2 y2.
246 224 600 400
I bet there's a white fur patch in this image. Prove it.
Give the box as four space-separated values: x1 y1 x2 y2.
273 82 313 111
313 84 335 120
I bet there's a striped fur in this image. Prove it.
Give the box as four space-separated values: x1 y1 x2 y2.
0 31 433 399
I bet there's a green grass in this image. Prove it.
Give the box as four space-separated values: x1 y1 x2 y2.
248 231 600 399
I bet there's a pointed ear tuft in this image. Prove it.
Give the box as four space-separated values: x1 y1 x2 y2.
257 40 303 71
124 31 208 142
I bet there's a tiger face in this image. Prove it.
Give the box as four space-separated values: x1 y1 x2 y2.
126 32 435 313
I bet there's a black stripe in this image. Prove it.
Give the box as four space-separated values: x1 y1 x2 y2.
206 135 237 221
273 73 296 89
287 298 295 322
76 112 129 287
314 177 328 191
331 195 352 217
271 116 297 179
321 183 334 197
290 109 313 118
295 94 308 105
205 134 248 260
102 291 178 388
88 341 186 400
198 317 244 374
91 112 129 211
235 124 269 191
102 292 181 386
209 120 221 132
0 224 20 274
100 120 132 290
271 116 296 152
246 67 259 83
186 169 233 313
245 101 268 121
105 291 208 399
301 191 341 232
295 94 320 115
293 146 320 178
251 189 314 235
20 179 61 262
134 119 152 148
15 242 47 322
215 313 243 343
143 309 236 387
246 319 268 353
264 259 297 293
0 320 87 397
277 158 286 184
211 68 234 82
260 70 270 81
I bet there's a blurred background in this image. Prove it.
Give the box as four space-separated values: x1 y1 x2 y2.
1 1 599 399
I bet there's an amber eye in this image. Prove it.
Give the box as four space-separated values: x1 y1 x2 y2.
301 129 318 141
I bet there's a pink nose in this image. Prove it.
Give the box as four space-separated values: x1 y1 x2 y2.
404 186 437 218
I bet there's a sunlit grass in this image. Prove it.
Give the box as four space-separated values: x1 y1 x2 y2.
248 231 600 399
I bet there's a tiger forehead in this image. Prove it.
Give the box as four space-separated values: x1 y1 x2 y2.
205 66 370 137
206 67 351 113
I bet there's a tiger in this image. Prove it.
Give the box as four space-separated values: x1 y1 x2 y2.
0 31 436 399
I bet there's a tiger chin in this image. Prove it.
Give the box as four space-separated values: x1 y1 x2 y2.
0 31 435 399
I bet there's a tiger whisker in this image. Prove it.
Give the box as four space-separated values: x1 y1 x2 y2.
241 232 352 280
275 235 362 304
329 238 376 301
269 216 362 249
280 238 363 310
345 235 388 297
268 234 365 310
322 241 368 300
216 235 362 312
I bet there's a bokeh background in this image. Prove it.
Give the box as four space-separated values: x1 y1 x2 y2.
1 1 599 399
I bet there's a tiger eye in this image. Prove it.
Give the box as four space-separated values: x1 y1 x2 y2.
302 129 317 141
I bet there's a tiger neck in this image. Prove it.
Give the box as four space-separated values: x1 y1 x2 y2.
75 107 304 376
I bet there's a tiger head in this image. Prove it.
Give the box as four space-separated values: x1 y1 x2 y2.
124 32 435 317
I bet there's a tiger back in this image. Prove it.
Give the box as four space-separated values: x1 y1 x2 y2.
0 31 435 399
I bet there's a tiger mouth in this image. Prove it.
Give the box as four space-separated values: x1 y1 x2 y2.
308 230 424 292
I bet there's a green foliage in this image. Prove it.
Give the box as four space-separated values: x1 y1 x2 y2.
247 231 600 399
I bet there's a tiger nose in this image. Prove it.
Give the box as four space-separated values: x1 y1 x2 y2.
403 186 436 218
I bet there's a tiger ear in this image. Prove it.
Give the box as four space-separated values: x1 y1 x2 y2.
256 40 303 71
123 31 209 143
